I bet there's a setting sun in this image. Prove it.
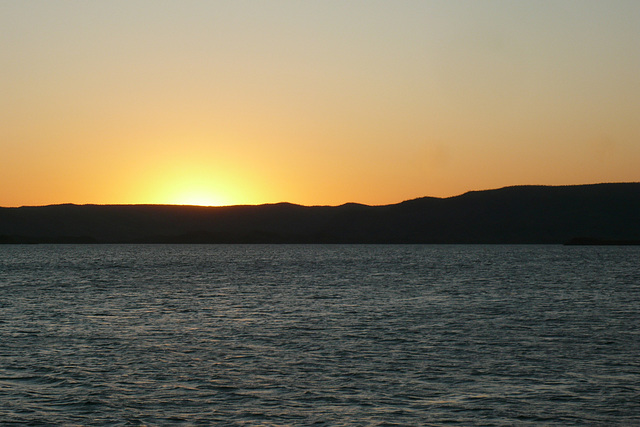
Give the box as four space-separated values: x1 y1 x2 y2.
135 163 237 207
172 189 229 207
160 178 235 207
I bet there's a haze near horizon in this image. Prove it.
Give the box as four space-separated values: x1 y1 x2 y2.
2 1 639 207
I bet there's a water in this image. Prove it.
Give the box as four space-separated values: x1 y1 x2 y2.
0 244 638 425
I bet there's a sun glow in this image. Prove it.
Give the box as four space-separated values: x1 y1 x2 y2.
139 164 237 207
172 189 229 207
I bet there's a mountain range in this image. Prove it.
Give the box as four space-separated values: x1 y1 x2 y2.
1 183 639 244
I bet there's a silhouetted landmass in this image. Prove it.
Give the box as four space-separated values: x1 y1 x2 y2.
1 183 639 244
564 237 640 246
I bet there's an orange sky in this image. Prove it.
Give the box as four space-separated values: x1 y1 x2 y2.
2 1 639 207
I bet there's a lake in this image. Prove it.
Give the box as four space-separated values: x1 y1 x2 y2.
1 244 639 425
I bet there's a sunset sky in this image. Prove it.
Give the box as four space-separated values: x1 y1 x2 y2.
2 1 639 207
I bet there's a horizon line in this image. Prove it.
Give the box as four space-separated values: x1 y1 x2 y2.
2 182 637 210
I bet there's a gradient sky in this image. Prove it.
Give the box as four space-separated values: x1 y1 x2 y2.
2 1 639 207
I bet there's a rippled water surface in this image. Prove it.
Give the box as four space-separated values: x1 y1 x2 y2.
1 244 639 425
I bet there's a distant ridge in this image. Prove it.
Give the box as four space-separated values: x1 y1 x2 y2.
1 183 639 244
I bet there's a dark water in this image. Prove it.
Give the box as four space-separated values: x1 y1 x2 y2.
1 244 638 426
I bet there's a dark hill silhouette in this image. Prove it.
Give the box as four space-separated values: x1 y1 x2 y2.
1 183 639 244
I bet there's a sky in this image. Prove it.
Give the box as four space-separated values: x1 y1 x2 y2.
1 1 639 207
